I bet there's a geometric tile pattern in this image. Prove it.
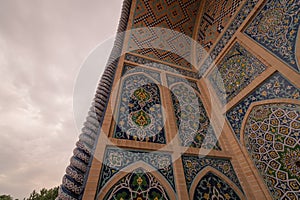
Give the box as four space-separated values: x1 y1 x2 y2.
199 0 259 76
193 172 241 200
181 155 243 193
244 103 300 200
197 0 244 50
125 53 198 78
168 77 221 150
113 73 167 143
209 42 267 102
245 0 300 72
97 147 175 193
103 168 170 200
128 0 202 69
227 72 300 140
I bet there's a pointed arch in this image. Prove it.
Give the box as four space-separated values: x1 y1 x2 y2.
113 72 167 144
96 161 176 200
169 81 221 150
240 98 300 146
169 81 201 98
189 166 245 200
240 99 300 199
121 71 161 86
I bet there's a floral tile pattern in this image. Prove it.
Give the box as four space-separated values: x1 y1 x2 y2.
193 172 241 200
122 64 161 82
209 42 267 102
103 168 170 200
168 75 221 150
97 147 175 193
167 75 200 93
245 0 300 72
113 72 166 143
125 54 198 79
181 155 243 193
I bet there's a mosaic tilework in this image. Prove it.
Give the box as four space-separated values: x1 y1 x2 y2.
193 172 241 200
128 0 202 69
168 78 221 150
197 0 244 50
199 0 259 76
122 64 161 82
245 0 300 72
209 42 267 102
227 72 300 140
244 103 300 199
104 168 170 200
97 147 175 192
167 75 200 93
125 54 198 79
113 73 166 143
181 155 243 193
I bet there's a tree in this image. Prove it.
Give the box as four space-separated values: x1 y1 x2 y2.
0 186 58 200
25 187 58 200
0 195 13 200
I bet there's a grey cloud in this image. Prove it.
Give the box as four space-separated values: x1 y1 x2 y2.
0 0 123 198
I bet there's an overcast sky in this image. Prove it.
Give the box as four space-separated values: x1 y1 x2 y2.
0 0 123 198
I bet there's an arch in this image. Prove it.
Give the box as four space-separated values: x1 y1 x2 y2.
296 29 300 71
96 161 177 200
240 99 300 199
121 71 161 86
110 71 162 120
189 166 245 200
113 72 167 144
295 27 300 69
118 72 164 114
169 81 201 98
169 81 221 150
117 72 164 117
240 98 300 146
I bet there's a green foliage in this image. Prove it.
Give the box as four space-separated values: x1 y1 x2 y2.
0 195 13 200
25 187 59 200
0 186 58 200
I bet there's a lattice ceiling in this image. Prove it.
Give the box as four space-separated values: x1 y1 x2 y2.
128 0 202 70
127 0 244 71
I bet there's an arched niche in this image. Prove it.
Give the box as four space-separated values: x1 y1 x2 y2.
96 161 177 200
240 99 300 200
189 166 245 200
169 81 221 150
113 72 167 144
